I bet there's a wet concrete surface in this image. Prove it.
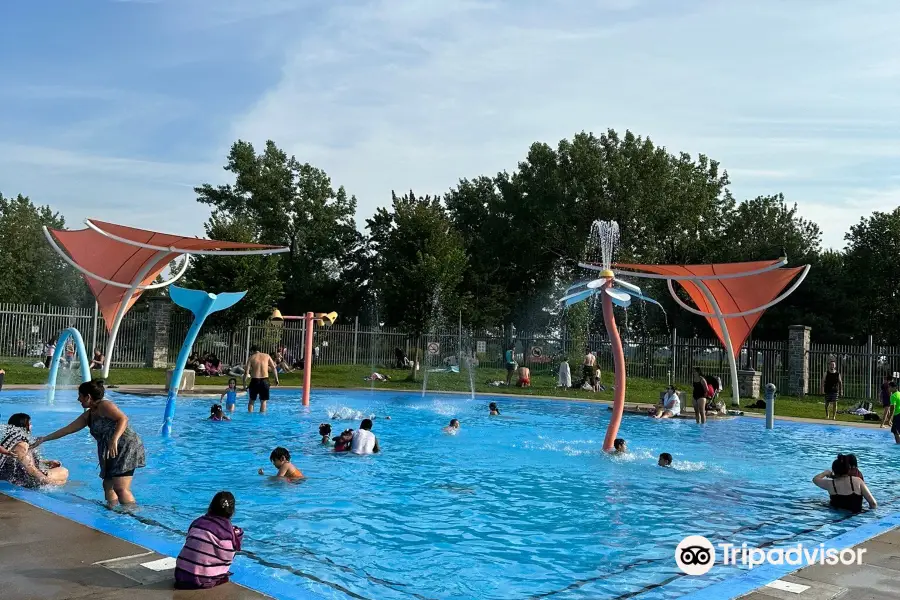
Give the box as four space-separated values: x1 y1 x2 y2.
0 493 271 600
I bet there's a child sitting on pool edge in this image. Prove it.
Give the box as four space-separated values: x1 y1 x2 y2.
658 453 673 467
259 447 304 479
220 378 238 413
175 491 244 590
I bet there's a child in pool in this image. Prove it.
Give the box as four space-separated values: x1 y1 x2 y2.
443 419 461 434
846 453 864 480
333 429 353 452
613 438 627 454
258 447 304 479
489 402 500 416
658 452 673 467
174 491 243 590
220 378 238 413
209 404 230 421
319 423 332 444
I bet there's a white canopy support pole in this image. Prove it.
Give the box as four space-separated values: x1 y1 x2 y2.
102 250 169 378
692 280 741 407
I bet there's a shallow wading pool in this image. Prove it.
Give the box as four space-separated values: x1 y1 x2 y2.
0 389 897 599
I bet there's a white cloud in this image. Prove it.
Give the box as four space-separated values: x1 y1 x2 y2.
231 0 900 249
3 0 899 253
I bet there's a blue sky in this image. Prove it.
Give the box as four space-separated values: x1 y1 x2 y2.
1 0 898 249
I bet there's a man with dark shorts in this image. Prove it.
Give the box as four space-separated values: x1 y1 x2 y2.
820 360 842 420
243 346 279 413
889 381 900 444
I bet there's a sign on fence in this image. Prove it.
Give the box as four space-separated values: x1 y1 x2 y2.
476 341 486 354
427 342 440 356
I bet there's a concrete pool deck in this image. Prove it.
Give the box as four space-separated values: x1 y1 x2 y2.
0 493 270 600
3 489 898 600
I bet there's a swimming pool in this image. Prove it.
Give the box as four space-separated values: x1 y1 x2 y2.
0 389 896 599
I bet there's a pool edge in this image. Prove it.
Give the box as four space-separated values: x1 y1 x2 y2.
678 510 900 599
0 484 328 600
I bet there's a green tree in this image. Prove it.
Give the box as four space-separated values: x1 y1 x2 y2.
843 209 900 343
195 140 365 320
182 213 283 329
0 192 88 306
368 191 468 370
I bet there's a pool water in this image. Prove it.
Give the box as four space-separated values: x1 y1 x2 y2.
0 389 896 599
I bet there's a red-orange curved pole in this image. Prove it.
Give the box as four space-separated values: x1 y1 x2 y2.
602 281 627 452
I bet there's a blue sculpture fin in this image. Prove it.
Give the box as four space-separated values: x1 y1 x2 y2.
169 286 247 316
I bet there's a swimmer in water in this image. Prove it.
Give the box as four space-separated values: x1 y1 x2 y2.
658 452 673 467
220 378 238 413
319 423 332 444
443 419 460 434
258 447 304 479
489 402 500 416
208 404 230 421
333 429 353 452
613 438 627 454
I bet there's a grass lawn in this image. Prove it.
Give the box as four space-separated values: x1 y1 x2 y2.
0 362 874 424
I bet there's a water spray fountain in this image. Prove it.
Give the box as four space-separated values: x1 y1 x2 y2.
561 221 664 451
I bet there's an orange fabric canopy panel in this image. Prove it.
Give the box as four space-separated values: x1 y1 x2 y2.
48 220 284 332
614 260 805 359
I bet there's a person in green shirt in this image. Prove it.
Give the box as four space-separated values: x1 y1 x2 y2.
889 381 900 444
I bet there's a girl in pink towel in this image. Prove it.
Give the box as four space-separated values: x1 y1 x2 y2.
174 491 244 589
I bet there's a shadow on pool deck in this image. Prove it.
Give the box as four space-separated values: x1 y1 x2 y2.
0 493 271 600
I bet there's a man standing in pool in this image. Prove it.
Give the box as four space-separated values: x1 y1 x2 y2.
243 346 279 413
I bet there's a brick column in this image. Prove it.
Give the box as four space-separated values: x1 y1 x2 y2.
737 370 761 399
145 297 171 368
788 325 811 397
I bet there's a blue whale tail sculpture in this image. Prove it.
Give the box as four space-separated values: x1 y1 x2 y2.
161 286 246 436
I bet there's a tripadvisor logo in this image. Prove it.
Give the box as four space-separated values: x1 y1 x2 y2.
675 536 867 575
675 536 715 575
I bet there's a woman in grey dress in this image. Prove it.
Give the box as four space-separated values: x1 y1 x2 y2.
35 380 145 505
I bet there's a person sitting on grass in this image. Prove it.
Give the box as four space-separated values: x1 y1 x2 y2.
813 454 876 513
175 491 244 590
652 386 681 419
658 453 673 467
89 349 105 371
319 423 332 445
489 402 501 416
443 419 460 434
516 366 531 388
259 447 304 479
613 438 627 454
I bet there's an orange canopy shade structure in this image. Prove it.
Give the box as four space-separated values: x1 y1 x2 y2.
44 219 288 377
614 260 806 359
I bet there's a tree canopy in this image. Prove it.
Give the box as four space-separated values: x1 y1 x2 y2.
5 129 900 345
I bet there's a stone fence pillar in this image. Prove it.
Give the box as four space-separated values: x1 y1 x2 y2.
737 370 761 399
145 297 171 368
788 325 811 397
